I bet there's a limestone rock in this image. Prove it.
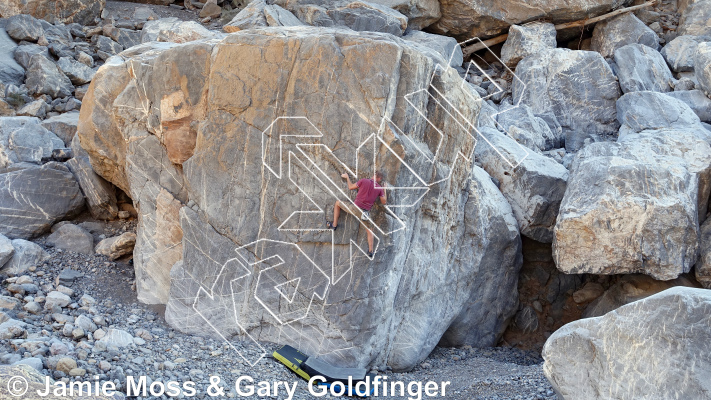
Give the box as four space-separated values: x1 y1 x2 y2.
57 57 95 85
95 232 136 260
0 163 84 239
13 44 50 70
0 234 14 267
16 100 47 118
512 48 621 152
695 217 711 287
25 55 74 98
0 0 105 25
0 20 25 86
591 13 659 59
96 35 123 56
66 134 118 220
2 239 49 276
0 116 65 168
614 44 675 93
366 0 440 30
501 22 556 68
661 35 710 72
666 90 711 123
5 14 44 42
223 0 268 32
41 111 79 146
475 128 568 243
0 99 14 117
543 287 711 400
695 42 711 94
496 103 563 152
47 224 94 255
80 27 520 371
616 91 702 137
141 18 218 43
678 0 711 36
263 4 305 27
554 128 711 280
401 30 462 67
199 2 222 18
430 0 632 39
583 274 700 317
98 328 134 347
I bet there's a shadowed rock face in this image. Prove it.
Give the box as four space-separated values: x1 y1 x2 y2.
430 0 632 40
78 28 523 371
0 0 105 25
543 287 711 400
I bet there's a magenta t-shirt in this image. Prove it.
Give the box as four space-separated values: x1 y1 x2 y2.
354 179 384 210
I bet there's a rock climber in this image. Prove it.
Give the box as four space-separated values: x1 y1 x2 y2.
327 170 386 258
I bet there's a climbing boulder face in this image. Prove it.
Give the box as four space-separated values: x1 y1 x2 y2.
553 127 711 281
78 27 523 371
430 0 631 39
0 0 105 25
512 48 621 152
543 287 711 400
590 13 659 59
678 0 711 37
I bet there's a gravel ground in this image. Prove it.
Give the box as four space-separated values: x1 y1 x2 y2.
1 219 556 400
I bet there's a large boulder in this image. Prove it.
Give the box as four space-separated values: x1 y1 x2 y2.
46 224 94 255
0 0 105 25
616 91 702 137
496 103 563 151
678 0 711 37
475 128 568 243
0 20 24 86
430 0 632 39
141 18 219 43
696 42 711 94
666 90 711 123
590 13 659 59
543 287 711 400
78 28 522 371
501 22 556 68
0 163 84 239
401 30 463 67
553 128 711 280
0 117 65 169
25 55 74 98
5 14 43 42
512 48 621 152
613 44 675 93
661 35 710 72
13 44 50 70
41 111 80 146
1 239 49 276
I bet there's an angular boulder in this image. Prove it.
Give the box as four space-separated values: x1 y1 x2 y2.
553 128 711 280
695 217 711 288
543 287 711 400
57 57 95 85
0 0 104 25
280 0 409 36
78 27 521 371
695 42 711 94
402 30 463 67
501 22 556 68
661 35 710 72
613 43 675 93
678 0 711 36
0 20 25 86
0 163 84 239
5 14 44 42
47 224 94 255
0 116 65 168
664 90 711 123
223 0 268 32
496 103 563 151
41 111 80 146
475 128 568 243
430 0 633 39
141 18 219 44
25 54 74 98
95 232 136 260
1 239 49 276
13 44 50 70
512 48 621 152
591 13 659 59
616 91 701 137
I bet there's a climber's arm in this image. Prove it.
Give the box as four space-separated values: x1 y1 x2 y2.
380 185 387 205
342 173 359 190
